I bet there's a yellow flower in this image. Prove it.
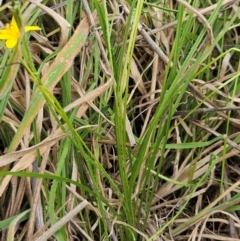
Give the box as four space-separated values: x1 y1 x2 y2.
0 17 41 49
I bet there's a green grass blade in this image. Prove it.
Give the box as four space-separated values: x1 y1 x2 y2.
8 17 89 152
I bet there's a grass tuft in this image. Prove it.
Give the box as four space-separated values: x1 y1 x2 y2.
0 0 240 240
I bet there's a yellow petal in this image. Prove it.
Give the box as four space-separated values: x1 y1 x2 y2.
5 23 10 30
11 17 20 34
6 38 18 49
0 30 13 39
25 26 41 32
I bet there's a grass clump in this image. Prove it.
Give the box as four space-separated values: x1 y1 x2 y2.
0 0 240 240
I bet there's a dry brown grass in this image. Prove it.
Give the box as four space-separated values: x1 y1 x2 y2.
0 0 240 240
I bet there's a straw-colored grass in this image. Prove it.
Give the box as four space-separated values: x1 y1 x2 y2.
0 0 240 240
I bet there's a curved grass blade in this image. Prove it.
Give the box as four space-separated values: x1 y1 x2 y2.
8 17 90 152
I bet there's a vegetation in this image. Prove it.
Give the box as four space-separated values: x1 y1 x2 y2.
0 0 240 240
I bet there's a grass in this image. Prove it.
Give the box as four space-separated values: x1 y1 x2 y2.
0 0 240 240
